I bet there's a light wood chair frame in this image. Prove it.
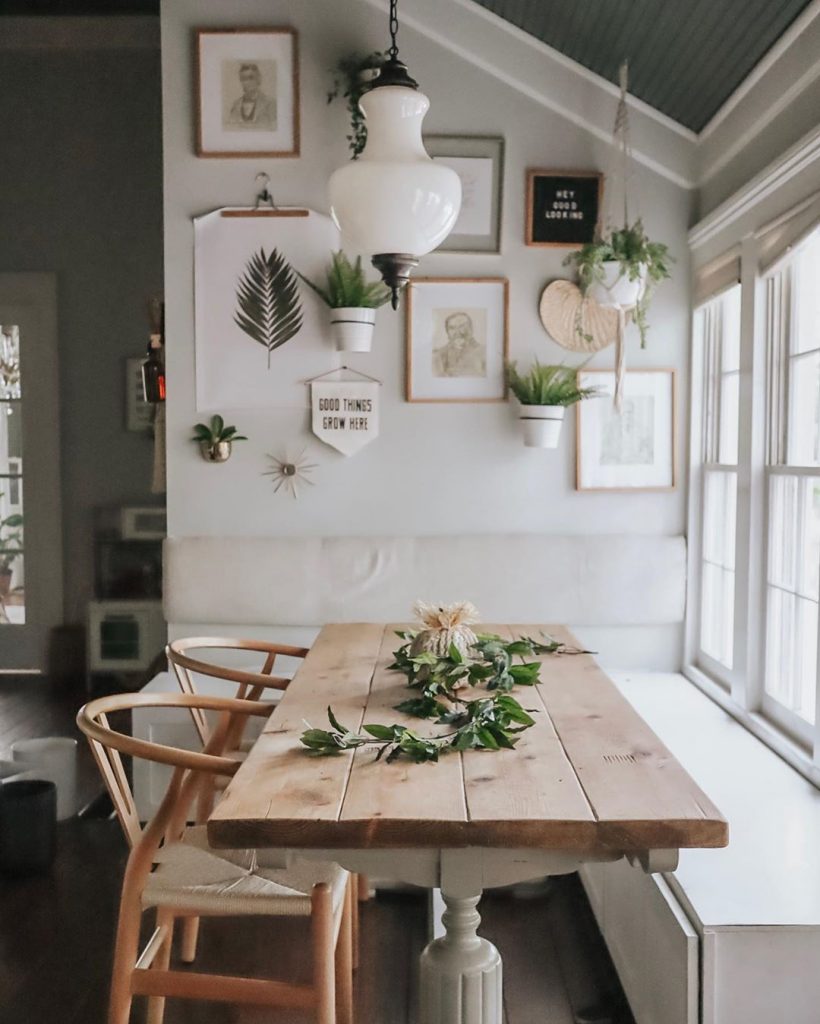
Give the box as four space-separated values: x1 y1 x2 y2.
167 636 371 925
78 691 354 1024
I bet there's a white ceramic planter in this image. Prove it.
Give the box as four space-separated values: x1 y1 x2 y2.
519 405 565 448
330 307 376 352
587 261 647 309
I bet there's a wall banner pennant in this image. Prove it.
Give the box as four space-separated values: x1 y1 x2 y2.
311 380 380 456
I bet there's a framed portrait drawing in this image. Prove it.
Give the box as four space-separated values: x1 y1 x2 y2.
526 170 603 247
405 278 509 402
424 136 504 253
576 369 676 491
195 28 299 157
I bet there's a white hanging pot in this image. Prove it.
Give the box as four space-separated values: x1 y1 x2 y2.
329 307 376 352
519 406 565 448
588 261 647 309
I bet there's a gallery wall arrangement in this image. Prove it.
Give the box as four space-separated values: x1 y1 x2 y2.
155 0 677 497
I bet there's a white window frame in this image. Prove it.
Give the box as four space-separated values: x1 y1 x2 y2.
686 228 820 788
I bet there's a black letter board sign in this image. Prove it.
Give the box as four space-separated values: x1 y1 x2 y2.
526 170 603 247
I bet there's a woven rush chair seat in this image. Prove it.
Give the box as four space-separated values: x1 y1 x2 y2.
144 827 348 917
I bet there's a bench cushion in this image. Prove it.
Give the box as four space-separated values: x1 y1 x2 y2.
163 534 686 629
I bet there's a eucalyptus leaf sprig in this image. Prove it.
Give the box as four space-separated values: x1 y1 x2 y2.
300 694 535 764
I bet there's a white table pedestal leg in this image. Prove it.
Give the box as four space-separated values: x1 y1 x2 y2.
419 889 502 1024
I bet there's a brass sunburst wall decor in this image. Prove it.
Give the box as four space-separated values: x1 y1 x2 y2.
263 448 318 498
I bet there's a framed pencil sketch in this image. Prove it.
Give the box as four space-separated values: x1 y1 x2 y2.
576 369 676 491
425 135 504 253
405 278 509 402
195 28 299 157
526 170 603 247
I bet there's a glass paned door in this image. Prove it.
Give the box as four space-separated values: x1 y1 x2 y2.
0 276 62 672
1 327 25 625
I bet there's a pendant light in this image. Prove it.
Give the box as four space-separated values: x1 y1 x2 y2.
328 0 462 308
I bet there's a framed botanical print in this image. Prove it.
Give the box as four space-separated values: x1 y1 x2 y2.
576 369 676 491
525 170 603 247
424 135 504 253
195 28 299 158
405 278 509 402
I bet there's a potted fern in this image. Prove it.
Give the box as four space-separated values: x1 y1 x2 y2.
506 361 600 448
564 219 672 347
298 251 391 352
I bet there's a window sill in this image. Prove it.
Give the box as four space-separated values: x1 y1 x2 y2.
683 663 820 789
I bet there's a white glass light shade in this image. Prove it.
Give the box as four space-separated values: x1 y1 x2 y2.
329 87 461 256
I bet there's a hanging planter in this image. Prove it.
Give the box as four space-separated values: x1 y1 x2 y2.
563 62 672 408
506 361 601 449
298 251 390 352
587 259 647 310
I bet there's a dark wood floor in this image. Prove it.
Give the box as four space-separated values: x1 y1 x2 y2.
0 677 635 1024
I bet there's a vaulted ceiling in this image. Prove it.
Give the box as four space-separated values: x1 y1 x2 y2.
472 0 814 132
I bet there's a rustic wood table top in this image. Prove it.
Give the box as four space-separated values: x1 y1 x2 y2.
208 623 728 854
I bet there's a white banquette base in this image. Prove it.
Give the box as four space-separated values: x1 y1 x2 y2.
581 672 820 1024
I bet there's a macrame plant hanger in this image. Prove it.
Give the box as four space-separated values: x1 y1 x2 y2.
608 61 637 411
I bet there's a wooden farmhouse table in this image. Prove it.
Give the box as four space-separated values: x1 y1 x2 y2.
209 623 728 1024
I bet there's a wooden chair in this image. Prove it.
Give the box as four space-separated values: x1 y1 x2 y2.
167 636 371 928
77 691 355 1024
166 636 309 751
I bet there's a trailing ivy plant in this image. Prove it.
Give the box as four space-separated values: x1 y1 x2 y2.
563 219 672 348
300 631 589 764
327 51 386 157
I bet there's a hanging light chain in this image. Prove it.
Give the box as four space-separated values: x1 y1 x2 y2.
388 0 400 59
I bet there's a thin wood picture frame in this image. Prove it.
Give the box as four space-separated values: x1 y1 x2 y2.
405 277 509 403
525 169 603 248
575 368 677 492
195 28 300 158
423 135 505 253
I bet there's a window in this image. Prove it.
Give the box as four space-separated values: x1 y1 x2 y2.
762 230 820 733
0 325 24 625
694 285 741 676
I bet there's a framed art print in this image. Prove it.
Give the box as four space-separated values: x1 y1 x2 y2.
424 135 504 253
576 369 676 491
196 28 299 157
526 170 603 247
405 278 509 402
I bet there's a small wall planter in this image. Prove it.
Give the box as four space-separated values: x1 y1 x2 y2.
587 261 647 309
329 307 377 352
519 406 565 448
200 440 232 463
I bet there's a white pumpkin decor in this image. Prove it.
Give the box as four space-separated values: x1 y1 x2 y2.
409 600 480 659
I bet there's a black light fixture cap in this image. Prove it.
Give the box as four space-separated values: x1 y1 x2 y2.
369 55 419 91
372 253 420 309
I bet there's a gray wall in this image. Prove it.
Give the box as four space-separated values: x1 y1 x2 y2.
0 34 163 622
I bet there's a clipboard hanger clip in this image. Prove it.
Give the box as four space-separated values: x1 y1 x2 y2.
254 172 276 209
303 365 383 385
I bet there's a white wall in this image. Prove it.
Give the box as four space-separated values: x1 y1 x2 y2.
161 0 693 666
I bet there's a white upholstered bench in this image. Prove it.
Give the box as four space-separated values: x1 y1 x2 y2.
582 671 820 1024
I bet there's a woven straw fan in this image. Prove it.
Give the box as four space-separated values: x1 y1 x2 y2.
539 279 627 353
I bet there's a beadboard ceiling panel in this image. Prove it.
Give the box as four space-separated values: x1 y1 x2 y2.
472 0 815 131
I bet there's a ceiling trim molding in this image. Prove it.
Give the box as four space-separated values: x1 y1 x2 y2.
0 15 159 50
462 0 698 142
698 58 820 185
689 122 820 248
698 0 820 141
360 0 698 190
